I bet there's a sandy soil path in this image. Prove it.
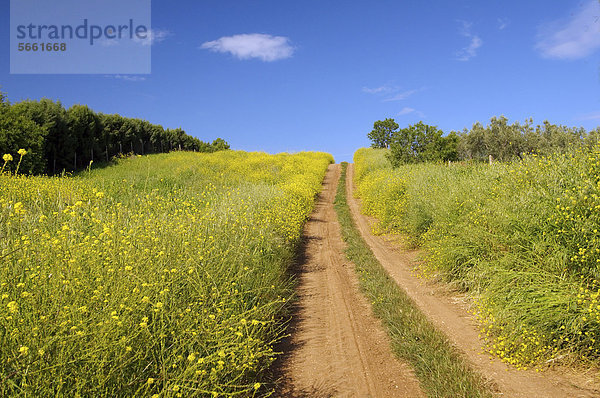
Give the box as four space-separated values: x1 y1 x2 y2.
346 163 600 398
275 164 423 398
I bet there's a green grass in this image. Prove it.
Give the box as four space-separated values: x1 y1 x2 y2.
333 162 494 398
0 150 333 397
354 146 600 370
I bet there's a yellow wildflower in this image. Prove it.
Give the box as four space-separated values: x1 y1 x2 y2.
7 301 18 313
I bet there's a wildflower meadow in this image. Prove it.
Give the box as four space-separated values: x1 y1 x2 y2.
0 150 333 397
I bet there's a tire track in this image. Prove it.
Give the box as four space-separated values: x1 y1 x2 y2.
346 163 600 398
276 164 423 398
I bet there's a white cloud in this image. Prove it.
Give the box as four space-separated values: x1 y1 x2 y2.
201 33 294 61
497 18 509 30
383 89 419 102
134 29 171 46
362 84 422 102
398 107 424 117
455 20 482 61
362 85 396 94
458 20 473 36
536 1 600 60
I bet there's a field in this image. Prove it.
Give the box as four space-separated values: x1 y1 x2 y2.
354 147 600 370
4 144 599 397
0 150 333 397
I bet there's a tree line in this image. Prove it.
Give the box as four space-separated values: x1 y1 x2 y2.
368 116 600 166
0 90 230 175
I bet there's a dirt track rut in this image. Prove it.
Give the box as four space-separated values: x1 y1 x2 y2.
276 164 423 398
345 163 600 398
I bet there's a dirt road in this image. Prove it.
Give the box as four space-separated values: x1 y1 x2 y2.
276 164 423 398
345 163 600 398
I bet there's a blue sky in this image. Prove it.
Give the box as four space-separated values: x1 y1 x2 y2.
3 0 600 162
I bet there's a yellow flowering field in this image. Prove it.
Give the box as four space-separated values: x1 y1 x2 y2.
354 147 600 370
0 150 333 397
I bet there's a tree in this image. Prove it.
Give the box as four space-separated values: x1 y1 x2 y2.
536 120 584 155
458 123 486 160
0 89 7 109
456 116 589 162
67 105 101 168
368 118 398 148
387 121 450 166
98 113 123 159
149 124 166 153
0 105 47 174
484 116 525 161
210 138 230 152
12 99 71 174
387 124 416 165
1 89 228 174
586 127 600 148
413 122 445 162
437 131 459 162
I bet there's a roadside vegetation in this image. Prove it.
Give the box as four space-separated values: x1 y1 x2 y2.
334 162 493 397
354 146 600 370
0 150 333 397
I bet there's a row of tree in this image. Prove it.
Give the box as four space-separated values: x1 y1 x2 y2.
0 91 229 174
368 116 600 166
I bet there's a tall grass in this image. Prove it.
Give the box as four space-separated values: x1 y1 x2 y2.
354 147 600 370
0 150 333 397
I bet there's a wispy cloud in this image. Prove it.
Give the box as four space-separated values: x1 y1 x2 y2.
456 20 482 61
497 18 509 30
383 89 419 102
536 1 600 60
362 84 422 102
361 85 396 94
133 29 171 46
201 33 294 61
398 107 424 117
